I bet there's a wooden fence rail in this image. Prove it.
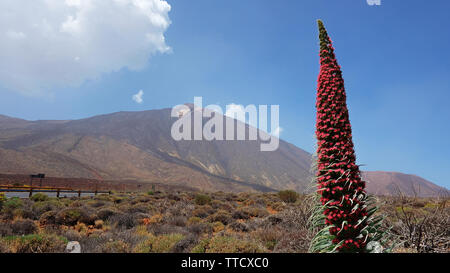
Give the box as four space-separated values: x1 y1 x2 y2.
0 185 111 198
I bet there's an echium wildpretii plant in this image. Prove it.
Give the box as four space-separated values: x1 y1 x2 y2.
309 20 393 253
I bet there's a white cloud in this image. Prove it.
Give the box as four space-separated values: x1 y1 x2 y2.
132 89 144 103
0 0 171 95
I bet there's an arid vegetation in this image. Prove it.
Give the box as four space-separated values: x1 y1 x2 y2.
0 190 448 253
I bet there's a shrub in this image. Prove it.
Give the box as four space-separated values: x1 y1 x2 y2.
112 196 125 204
78 208 98 225
140 214 163 225
211 221 225 232
172 235 197 253
254 198 267 206
0 234 67 253
266 215 283 225
236 193 250 202
211 200 225 209
0 223 13 236
126 203 153 214
30 193 49 202
232 208 251 220
150 223 187 236
229 221 249 232
97 207 120 221
206 236 264 253
74 222 88 233
40 211 58 226
188 223 212 235
253 228 282 251
94 194 115 202
99 240 130 253
0 193 6 209
236 206 269 218
0 240 8 252
270 201 286 211
169 216 187 227
11 219 38 235
192 205 214 218
17 208 36 220
87 200 106 208
168 193 181 201
277 190 299 203
273 230 311 253
94 220 104 229
3 197 23 210
194 194 211 206
147 191 154 195
253 207 269 217
187 216 202 226
192 208 208 218
32 199 65 215
134 233 184 253
55 208 85 226
191 238 210 253
109 213 138 229
207 210 232 225
153 233 185 252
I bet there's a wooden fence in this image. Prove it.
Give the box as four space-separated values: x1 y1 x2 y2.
0 185 111 198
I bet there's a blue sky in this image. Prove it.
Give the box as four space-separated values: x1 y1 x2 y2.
1 0 449 189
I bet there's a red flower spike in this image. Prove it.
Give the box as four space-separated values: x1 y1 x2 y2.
314 20 369 253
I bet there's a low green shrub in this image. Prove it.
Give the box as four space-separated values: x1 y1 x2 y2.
30 193 49 202
135 233 184 253
194 194 211 206
191 238 210 253
100 240 130 253
0 234 68 253
207 210 232 225
55 208 85 226
192 205 214 218
32 199 65 215
187 216 202 225
277 190 299 203
3 197 23 210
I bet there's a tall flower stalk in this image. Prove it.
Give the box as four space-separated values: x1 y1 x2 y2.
309 20 391 253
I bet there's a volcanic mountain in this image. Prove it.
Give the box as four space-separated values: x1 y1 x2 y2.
0 108 447 197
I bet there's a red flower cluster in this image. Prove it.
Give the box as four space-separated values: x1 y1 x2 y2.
315 20 368 252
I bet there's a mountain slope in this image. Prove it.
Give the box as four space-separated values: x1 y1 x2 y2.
362 171 448 198
0 109 312 192
0 110 447 196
